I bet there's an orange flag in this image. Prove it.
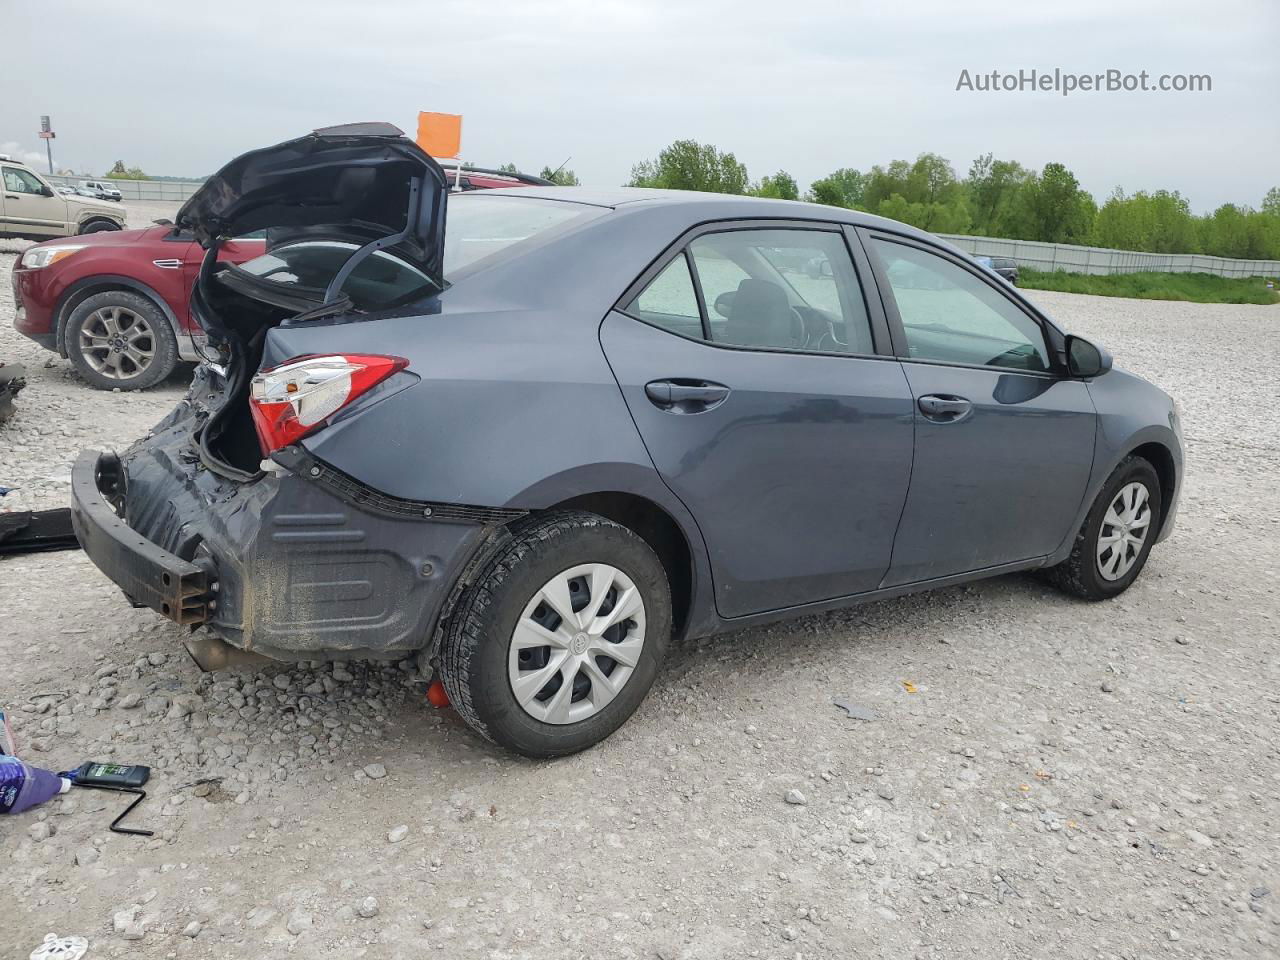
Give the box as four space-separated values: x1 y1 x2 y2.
416 112 462 158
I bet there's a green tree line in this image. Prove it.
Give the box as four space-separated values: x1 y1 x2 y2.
623 140 1280 261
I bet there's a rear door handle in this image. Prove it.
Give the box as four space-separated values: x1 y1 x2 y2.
918 394 972 422
645 380 730 412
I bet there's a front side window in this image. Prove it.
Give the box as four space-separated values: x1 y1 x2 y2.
871 239 1050 372
635 228 874 354
3 167 46 195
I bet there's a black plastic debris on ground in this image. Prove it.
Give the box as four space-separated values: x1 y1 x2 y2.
0 508 80 556
0 362 25 425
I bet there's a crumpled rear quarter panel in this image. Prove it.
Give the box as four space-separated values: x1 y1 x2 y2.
120 399 488 656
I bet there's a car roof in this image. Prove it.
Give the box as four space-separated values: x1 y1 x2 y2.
460 186 954 248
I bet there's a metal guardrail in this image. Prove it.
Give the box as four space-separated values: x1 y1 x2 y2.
938 233 1280 280
30 177 1280 279
46 174 204 203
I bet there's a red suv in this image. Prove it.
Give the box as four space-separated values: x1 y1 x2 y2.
11 167 549 390
12 225 264 389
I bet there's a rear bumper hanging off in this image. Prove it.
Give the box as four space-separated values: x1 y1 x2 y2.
70 445 511 660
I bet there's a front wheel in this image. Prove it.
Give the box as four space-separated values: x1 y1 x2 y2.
65 291 178 390
438 512 671 758
1044 456 1162 600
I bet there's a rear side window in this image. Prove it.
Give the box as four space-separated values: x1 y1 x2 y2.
630 255 704 339
627 228 874 355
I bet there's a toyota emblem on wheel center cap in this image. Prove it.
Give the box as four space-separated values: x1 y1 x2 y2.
570 632 589 655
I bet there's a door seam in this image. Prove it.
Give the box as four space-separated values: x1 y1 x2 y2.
595 312 722 612
879 360 918 590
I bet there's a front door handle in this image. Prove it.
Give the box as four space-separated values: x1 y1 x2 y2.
645 380 730 412
918 394 972 422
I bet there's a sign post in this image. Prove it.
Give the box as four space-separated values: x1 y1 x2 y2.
37 115 55 174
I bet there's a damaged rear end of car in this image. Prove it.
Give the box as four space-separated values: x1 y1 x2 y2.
70 123 516 669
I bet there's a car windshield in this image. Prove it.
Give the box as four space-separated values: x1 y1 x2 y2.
443 194 604 275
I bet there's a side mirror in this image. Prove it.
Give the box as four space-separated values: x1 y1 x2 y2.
41 185 56 197
1065 334 1112 378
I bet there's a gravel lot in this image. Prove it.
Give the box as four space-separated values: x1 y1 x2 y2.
2 208 1278 959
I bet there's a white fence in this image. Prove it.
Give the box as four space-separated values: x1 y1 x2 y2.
47 174 204 203
29 175 1280 279
937 233 1280 280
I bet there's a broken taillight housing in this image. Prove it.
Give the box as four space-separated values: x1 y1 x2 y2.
248 354 408 454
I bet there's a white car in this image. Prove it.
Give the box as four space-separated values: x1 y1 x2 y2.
0 157 126 240
79 179 123 202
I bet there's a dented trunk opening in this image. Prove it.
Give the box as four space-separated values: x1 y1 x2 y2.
64 123 504 660
175 123 449 477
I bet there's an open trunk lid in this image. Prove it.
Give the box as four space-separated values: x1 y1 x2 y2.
176 123 448 481
178 122 449 292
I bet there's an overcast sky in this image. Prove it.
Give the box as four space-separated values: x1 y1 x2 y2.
4 0 1276 212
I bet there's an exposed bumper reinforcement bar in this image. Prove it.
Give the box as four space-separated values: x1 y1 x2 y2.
70 450 213 625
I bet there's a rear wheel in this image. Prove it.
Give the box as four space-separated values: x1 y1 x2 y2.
439 511 671 758
65 291 178 390
1044 456 1162 600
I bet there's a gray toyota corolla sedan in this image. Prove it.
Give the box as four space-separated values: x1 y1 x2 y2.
71 125 1182 757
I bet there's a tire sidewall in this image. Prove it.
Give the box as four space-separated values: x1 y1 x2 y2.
460 519 671 757
1079 458 1163 598
65 291 178 390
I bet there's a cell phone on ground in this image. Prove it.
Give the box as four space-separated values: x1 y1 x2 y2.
69 762 151 788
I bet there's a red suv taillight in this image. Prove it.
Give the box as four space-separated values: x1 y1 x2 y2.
248 354 408 454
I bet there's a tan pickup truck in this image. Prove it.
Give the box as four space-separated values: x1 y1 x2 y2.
1 156 126 240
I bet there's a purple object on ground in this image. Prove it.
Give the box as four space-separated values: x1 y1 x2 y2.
0 755 70 814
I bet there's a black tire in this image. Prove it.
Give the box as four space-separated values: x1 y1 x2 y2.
1044 455 1162 601
65 291 178 390
439 511 672 758
79 220 121 234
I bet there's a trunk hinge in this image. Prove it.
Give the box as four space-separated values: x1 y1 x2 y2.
322 176 427 303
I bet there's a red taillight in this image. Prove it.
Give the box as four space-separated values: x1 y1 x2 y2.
248 354 408 455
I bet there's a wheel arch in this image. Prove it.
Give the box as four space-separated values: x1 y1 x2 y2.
544 491 696 640
53 276 181 357
1048 423 1181 566
1128 440 1178 539
77 216 123 234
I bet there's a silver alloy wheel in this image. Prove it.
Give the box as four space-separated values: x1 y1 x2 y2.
1096 481 1152 581
508 562 646 725
78 305 156 380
